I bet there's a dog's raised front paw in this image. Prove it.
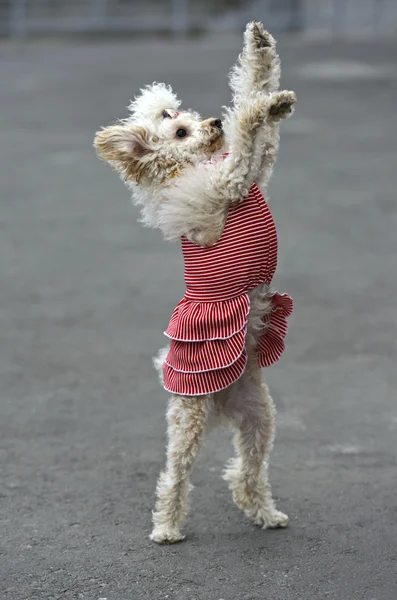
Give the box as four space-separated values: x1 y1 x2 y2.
244 22 278 75
245 21 276 52
254 24 274 50
150 526 186 545
268 91 296 121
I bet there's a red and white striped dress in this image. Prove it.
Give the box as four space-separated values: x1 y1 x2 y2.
162 182 293 396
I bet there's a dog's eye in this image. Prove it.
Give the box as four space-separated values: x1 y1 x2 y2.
176 129 187 138
163 111 170 119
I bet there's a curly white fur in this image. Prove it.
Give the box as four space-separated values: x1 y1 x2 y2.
94 21 296 544
129 82 181 122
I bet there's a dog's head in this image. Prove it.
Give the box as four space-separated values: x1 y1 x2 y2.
94 83 224 186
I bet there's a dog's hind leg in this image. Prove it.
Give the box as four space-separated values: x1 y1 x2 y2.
150 394 211 544
223 363 289 529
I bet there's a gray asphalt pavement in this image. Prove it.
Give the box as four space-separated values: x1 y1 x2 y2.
1 32 397 600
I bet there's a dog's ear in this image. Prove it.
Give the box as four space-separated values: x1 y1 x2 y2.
94 123 154 182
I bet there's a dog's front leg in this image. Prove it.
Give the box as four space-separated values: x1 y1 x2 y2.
255 89 297 190
230 21 281 107
150 394 211 544
215 90 296 204
225 21 296 195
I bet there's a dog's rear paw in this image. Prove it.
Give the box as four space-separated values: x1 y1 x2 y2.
150 526 186 544
250 508 289 529
268 91 296 121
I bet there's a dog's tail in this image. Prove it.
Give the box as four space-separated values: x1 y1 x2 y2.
152 346 169 386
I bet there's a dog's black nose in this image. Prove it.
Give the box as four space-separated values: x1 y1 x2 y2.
211 119 222 129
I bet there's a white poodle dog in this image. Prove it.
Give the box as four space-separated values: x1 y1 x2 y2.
94 22 296 544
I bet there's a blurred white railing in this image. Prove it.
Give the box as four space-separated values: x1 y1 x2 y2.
2 0 397 38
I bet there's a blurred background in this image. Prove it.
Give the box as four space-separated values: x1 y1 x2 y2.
1 2 396 600
2 0 397 37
